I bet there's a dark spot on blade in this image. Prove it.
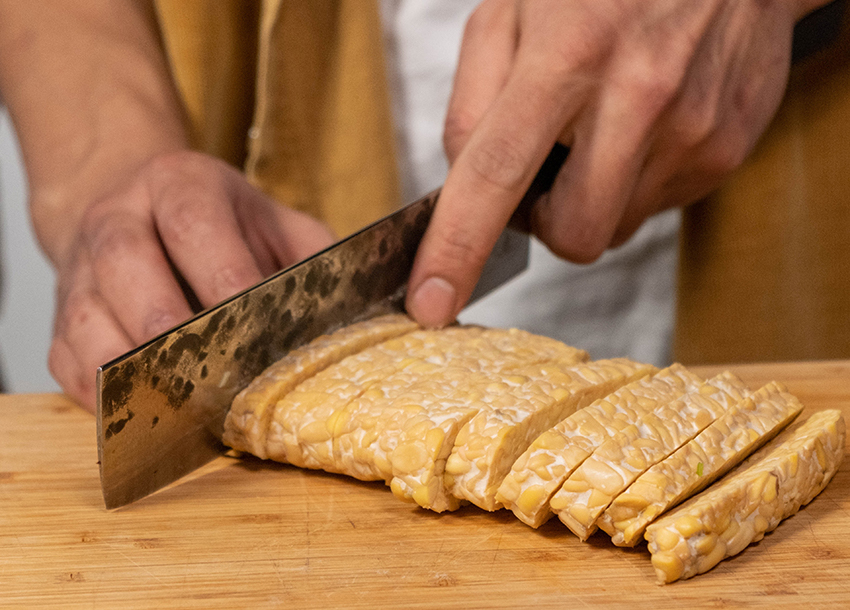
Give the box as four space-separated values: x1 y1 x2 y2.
319 271 340 298
304 266 319 294
104 409 135 439
200 308 226 342
101 362 136 419
163 333 202 369
151 415 159 428
164 375 195 411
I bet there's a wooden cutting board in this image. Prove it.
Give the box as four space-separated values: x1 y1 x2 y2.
2 360 850 609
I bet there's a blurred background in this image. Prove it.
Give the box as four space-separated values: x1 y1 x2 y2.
0 107 59 393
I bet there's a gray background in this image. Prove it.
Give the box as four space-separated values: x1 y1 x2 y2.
0 108 59 392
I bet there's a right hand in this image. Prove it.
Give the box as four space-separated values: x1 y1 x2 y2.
48 150 336 411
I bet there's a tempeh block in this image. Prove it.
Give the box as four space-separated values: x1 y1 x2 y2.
645 409 845 584
600 381 802 546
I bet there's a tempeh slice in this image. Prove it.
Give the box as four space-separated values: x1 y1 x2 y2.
551 373 750 540
496 364 704 528
600 381 802 546
645 409 845 584
222 314 419 458
445 359 656 511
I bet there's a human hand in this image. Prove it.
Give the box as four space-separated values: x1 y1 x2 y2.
48 151 336 411
406 0 826 327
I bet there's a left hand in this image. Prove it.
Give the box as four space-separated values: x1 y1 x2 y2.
406 0 820 327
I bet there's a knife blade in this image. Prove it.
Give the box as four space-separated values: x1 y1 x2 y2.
97 145 569 509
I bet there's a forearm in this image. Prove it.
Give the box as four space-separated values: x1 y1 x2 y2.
0 0 189 266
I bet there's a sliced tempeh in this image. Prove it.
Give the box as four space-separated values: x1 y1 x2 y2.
327 329 589 511
600 381 802 546
645 408 845 584
551 372 750 540
444 359 656 511
222 314 419 458
496 364 704 528
269 325 588 474
386 369 558 512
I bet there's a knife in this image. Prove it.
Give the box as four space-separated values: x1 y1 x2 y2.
97 145 569 509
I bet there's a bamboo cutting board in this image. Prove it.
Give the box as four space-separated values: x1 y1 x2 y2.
2 361 850 609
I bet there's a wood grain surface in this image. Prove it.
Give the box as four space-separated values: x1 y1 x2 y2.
2 360 850 609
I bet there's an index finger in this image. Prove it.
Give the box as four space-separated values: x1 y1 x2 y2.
406 61 588 327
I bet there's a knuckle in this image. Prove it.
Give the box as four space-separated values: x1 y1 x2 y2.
143 149 213 182
83 215 145 267
211 264 256 299
628 67 681 115
672 108 716 151
700 134 749 179
141 308 182 340
156 192 211 244
463 3 489 37
669 91 723 150
430 221 492 275
465 134 530 193
543 21 613 81
58 290 97 336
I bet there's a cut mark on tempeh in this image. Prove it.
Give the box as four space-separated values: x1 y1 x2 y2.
333 328 590 511
496 364 704 528
445 359 656 511
551 373 751 540
600 381 801 547
264 325 589 489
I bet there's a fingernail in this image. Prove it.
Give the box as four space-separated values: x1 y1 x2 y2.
409 277 457 328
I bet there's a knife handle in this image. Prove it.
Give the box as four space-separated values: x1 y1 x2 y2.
508 143 570 233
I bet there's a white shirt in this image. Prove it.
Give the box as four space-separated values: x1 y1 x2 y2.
379 0 678 366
